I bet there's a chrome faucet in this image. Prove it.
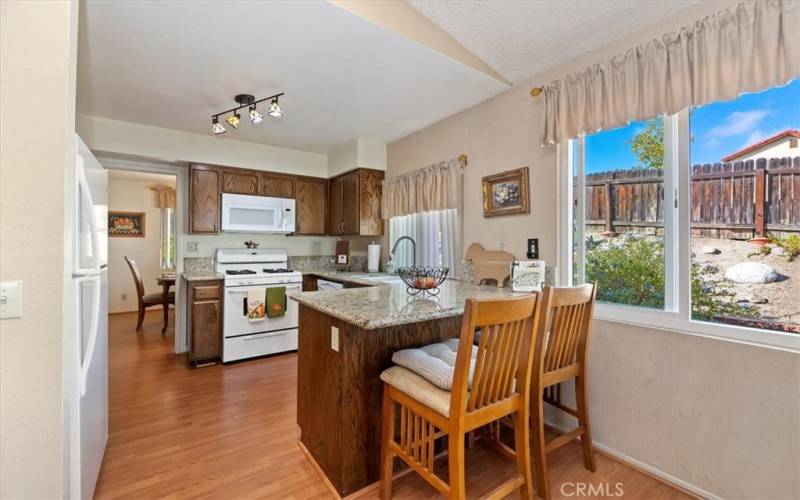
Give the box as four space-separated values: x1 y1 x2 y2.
389 236 416 268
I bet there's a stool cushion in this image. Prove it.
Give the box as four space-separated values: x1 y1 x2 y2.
380 366 453 417
390 338 477 391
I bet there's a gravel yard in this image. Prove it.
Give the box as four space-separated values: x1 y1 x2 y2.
692 237 800 326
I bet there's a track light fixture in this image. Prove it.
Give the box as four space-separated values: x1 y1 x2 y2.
212 116 226 135
211 92 283 135
268 98 282 118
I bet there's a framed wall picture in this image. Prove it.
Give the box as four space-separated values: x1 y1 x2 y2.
108 211 146 237
482 166 530 217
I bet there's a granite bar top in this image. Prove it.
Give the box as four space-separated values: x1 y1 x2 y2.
300 270 394 286
289 278 527 330
182 271 224 282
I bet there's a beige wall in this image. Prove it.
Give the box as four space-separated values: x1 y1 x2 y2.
0 0 78 498
387 1 799 497
108 175 176 313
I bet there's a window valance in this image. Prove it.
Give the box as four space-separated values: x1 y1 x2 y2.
381 157 463 219
540 0 800 145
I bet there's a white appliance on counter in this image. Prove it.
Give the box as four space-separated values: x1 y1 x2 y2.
220 193 295 233
216 248 303 362
67 135 108 499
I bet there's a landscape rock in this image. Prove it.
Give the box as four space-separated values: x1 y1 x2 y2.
702 246 720 255
725 262 778 284
772 247 787 257
701 263 719 273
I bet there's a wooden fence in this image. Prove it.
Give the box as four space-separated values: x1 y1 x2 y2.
579 156 800 239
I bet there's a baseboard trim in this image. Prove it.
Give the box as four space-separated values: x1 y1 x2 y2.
545 421 719 500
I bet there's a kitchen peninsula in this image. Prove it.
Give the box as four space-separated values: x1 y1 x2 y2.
289 277 524 496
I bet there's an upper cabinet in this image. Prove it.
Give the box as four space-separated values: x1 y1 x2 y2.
222 169 259 195
260 173 295 199
189 165 221 234
295 177 328 235
188 164 382 236
329 169 384 236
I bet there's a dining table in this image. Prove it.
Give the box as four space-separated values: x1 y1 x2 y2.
156 273 176 335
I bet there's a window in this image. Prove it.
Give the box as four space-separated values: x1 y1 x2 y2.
572 117 666 310
160 207 175 269
565 80 799 347
389 209 459 270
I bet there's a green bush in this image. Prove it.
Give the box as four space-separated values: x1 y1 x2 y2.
584 235 758 320
769 234 800 261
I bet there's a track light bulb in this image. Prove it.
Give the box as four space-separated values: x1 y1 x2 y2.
269 98 282 118
226 111 240 129
212 117 226 135
249 105 263 124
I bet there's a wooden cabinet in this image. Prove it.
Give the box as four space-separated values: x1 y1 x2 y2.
189 165 221 234
187 163 379 237
295 177 328 235
185 279 223 366
329 169 384 236
222 169 259 195
358 169 384 236
260 173 295 198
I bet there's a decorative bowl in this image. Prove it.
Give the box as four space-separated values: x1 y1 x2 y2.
397 266 449 295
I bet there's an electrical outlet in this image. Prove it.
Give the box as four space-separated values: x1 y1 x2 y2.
331 326 339 352
121 293 127 301
187 241 199 253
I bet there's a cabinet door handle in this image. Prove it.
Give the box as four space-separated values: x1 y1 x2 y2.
243 297 248 316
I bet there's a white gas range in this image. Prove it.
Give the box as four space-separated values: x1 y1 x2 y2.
215 248 303 363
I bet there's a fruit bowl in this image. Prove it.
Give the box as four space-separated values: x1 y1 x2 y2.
397 266 449 295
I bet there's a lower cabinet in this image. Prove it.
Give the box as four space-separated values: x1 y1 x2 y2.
185 279 223 366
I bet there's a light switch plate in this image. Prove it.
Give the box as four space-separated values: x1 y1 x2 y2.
0 281 23 319
331 326 339 352
186 241 199 253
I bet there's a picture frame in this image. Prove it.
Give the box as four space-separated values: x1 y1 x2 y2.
482 166 530 217
510 260 546 292
108 211 146 238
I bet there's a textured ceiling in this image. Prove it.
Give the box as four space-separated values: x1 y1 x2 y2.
77 1 508 153
408 0 702 83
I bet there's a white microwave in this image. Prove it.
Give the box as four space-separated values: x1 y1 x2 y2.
220 193 296 233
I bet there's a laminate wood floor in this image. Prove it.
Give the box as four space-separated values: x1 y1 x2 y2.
96 310 692 499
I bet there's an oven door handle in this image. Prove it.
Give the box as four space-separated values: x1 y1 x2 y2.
243 296 248 316
244 331 288 341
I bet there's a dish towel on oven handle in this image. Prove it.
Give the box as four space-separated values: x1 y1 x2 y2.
247 288 266 322
266 286 286 318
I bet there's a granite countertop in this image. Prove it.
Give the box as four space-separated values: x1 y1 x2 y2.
182 271 224 282
288 278 527 330
300 270 394 286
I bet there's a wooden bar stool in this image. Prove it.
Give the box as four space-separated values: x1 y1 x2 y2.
378 294 542 499
530 284 597 500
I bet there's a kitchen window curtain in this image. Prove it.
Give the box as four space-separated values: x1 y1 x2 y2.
540 0 800 145
383 157 464 269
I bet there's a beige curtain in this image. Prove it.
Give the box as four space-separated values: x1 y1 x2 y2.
382 157 463 219
154 186 176 208
541 0 800 145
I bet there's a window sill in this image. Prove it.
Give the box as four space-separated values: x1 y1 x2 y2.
593 303 800 353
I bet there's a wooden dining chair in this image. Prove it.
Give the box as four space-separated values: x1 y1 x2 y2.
124 256 175 331
530 284 597 500
379 294 541 499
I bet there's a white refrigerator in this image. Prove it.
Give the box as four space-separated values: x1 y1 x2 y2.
67 135 108 499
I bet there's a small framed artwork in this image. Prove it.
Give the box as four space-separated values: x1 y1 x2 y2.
108 211 146 237
510 260 546 292
482 167 530 217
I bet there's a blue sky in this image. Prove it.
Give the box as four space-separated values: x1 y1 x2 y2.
584 79 799 173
